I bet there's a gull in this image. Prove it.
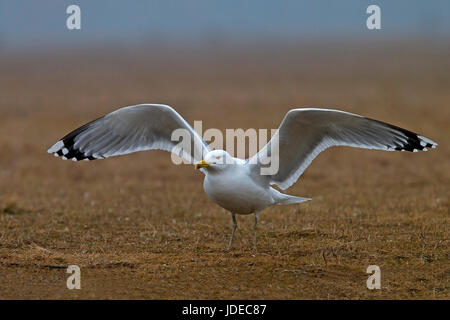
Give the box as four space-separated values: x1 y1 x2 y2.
48 104 437 251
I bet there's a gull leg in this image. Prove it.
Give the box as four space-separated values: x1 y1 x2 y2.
253 211 259 252
227 213 237 251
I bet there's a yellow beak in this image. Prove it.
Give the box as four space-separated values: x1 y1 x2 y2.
195 160 210 170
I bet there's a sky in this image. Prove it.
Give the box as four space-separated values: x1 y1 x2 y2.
0 1 449 50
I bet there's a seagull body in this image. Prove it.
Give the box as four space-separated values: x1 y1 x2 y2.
48 104 437 250
201 151 309 215
203 158 270 215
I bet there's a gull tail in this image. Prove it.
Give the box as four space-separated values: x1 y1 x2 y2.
271 188 311 205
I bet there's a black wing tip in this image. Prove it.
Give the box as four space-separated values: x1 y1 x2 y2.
47 116 108 161
366 117 437 152
366 117 438 152
388 125 437 153
47 139 97 161
47 126 98 162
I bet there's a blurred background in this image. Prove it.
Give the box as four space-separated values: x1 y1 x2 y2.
0 0 449 135
0 1 448 299
1 0 450 48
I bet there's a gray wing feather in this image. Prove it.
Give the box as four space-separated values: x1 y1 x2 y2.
48 104 209 165
250 108 437 190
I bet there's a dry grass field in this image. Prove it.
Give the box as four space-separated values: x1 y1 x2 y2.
0 41 448 299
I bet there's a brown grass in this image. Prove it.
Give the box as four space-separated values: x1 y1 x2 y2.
0 41 448 299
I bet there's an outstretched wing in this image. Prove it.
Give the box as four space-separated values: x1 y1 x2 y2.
47 104 209 165
249 108 437 190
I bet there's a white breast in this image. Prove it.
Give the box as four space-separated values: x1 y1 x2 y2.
203 165 274 214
